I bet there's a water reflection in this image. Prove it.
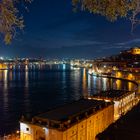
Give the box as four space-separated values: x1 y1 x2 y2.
0 66 136 95
102 78 107 91
25 67 29 87
18 71 20 81
0 64 137 134
9 71 13 81
82 68 88 97
24 67 30 113
116 80 121 90
128 82 133 91
88 71 91 90
89 75 136 95
4 70 8 90
71 69 81 100
3 70 8 115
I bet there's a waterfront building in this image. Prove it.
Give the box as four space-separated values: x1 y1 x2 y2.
20 99 114 140
121 47 140 55
131 47 140 55
0 63 8 70
90 47 140 73
88 90 139 120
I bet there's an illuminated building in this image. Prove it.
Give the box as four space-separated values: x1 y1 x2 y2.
129 47 140 55
20 99 114 140
0 63 8 70
88 90 139 121
90 47 140 73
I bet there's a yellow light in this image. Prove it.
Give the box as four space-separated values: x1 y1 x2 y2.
128 73 133 80
105 99 110 102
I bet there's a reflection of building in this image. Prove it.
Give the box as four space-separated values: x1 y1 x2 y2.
88 90 139 121
20 99 114 140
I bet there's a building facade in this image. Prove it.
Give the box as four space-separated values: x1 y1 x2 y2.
88 90 139 121
20 99 114 140
130 47 140 55
113 91 138 120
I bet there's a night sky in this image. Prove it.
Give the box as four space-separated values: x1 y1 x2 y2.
1 0 140 58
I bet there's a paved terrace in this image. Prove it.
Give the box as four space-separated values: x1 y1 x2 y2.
23 99 113 131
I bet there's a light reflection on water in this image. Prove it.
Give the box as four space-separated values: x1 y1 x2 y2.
0 64 137 134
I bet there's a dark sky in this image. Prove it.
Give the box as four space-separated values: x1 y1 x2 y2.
1 0 140 58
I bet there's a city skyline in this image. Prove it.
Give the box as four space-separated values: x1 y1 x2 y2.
1 0 140 58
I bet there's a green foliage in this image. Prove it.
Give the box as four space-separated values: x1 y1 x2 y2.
72 0 140 27
0 0 32 44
